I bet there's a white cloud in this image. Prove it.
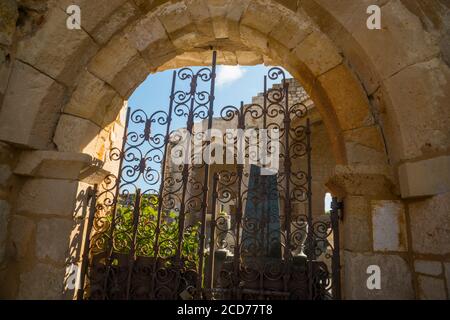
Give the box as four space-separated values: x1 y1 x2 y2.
216 65 247 87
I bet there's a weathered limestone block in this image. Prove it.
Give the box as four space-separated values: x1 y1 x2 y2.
414 260 443 276
53 115 101 155
269 8 313 50
240 26 269 54
343 252 414 299
16 179 78 217
354 0 439 81
36 218 72 264
381 58 450 161
18 263 65 299
63 71 118 126
0 47 12 98
156 1 196 40
0 200 11 264
293 31 342 77
445 263 450 296
408 192 450 255
343 126 386 165
0 0 18 46
56 0 127 33
90 1 140 45
317 64 373 131
14 151 99 181
0 60 65 149
399 156 450 198
16 8 98 86
236 51 263 65
417 275 447 300
241 0 283 35
9 214 35 260
206 0 232 39
371 200 408 252
326 165 396 197
185 0 215 40
110 54 149 98
342 196 371 252
88 33 140 89
221 0 251 41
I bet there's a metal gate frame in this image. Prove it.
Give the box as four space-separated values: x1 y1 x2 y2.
77 51 341 300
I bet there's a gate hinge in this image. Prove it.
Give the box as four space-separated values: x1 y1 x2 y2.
331 197 344 221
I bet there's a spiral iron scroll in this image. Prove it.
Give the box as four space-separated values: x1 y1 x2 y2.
82 61 340 300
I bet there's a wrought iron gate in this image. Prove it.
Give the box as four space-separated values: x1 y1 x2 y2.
78 52 341 300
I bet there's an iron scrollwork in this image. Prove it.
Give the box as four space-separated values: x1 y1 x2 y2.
80 53 341 300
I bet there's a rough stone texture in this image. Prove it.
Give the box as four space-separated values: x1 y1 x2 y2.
293 31 342 77
269 8 313 50
342 196 371 252
445 263 450 297
0 61 65 149
326 165 396 198
317 64 373 131
343 126 387 165
241 0 283 35
56 0 128 33
236 51 263 65
343 252 414 299
414 260 443 276
381 58 450 161
417 275 447 300
16 8 99 87
399 155 450 198
90 1 141 45
0 0 18 46
16 179 78 217
9 215 35 260
36 218 73 264
0 200 11 264
63 71 118 126
371 200 408 252
88 33 140 89
408 191 450 255
18 263 65 299
54 115 101 155
14 151 98 181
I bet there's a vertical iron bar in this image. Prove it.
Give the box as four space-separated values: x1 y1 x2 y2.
232 102 245 299
205 173 219 294
102 107 131 299
150 70 177 298
76 184 98 300
283 81 292 259
126 189 142 300
306 118 314 300
175 74 197 262
331 197 342 300
196 51 217 298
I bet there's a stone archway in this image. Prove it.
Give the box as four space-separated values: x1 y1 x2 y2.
0 0 449 299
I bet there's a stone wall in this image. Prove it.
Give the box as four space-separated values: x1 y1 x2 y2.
0 0 449 299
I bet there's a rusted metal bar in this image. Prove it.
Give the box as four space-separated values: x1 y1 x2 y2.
196 50 217 298
76 184 98 300
125 189 142 300
102 107 131 299
205 172 219 294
